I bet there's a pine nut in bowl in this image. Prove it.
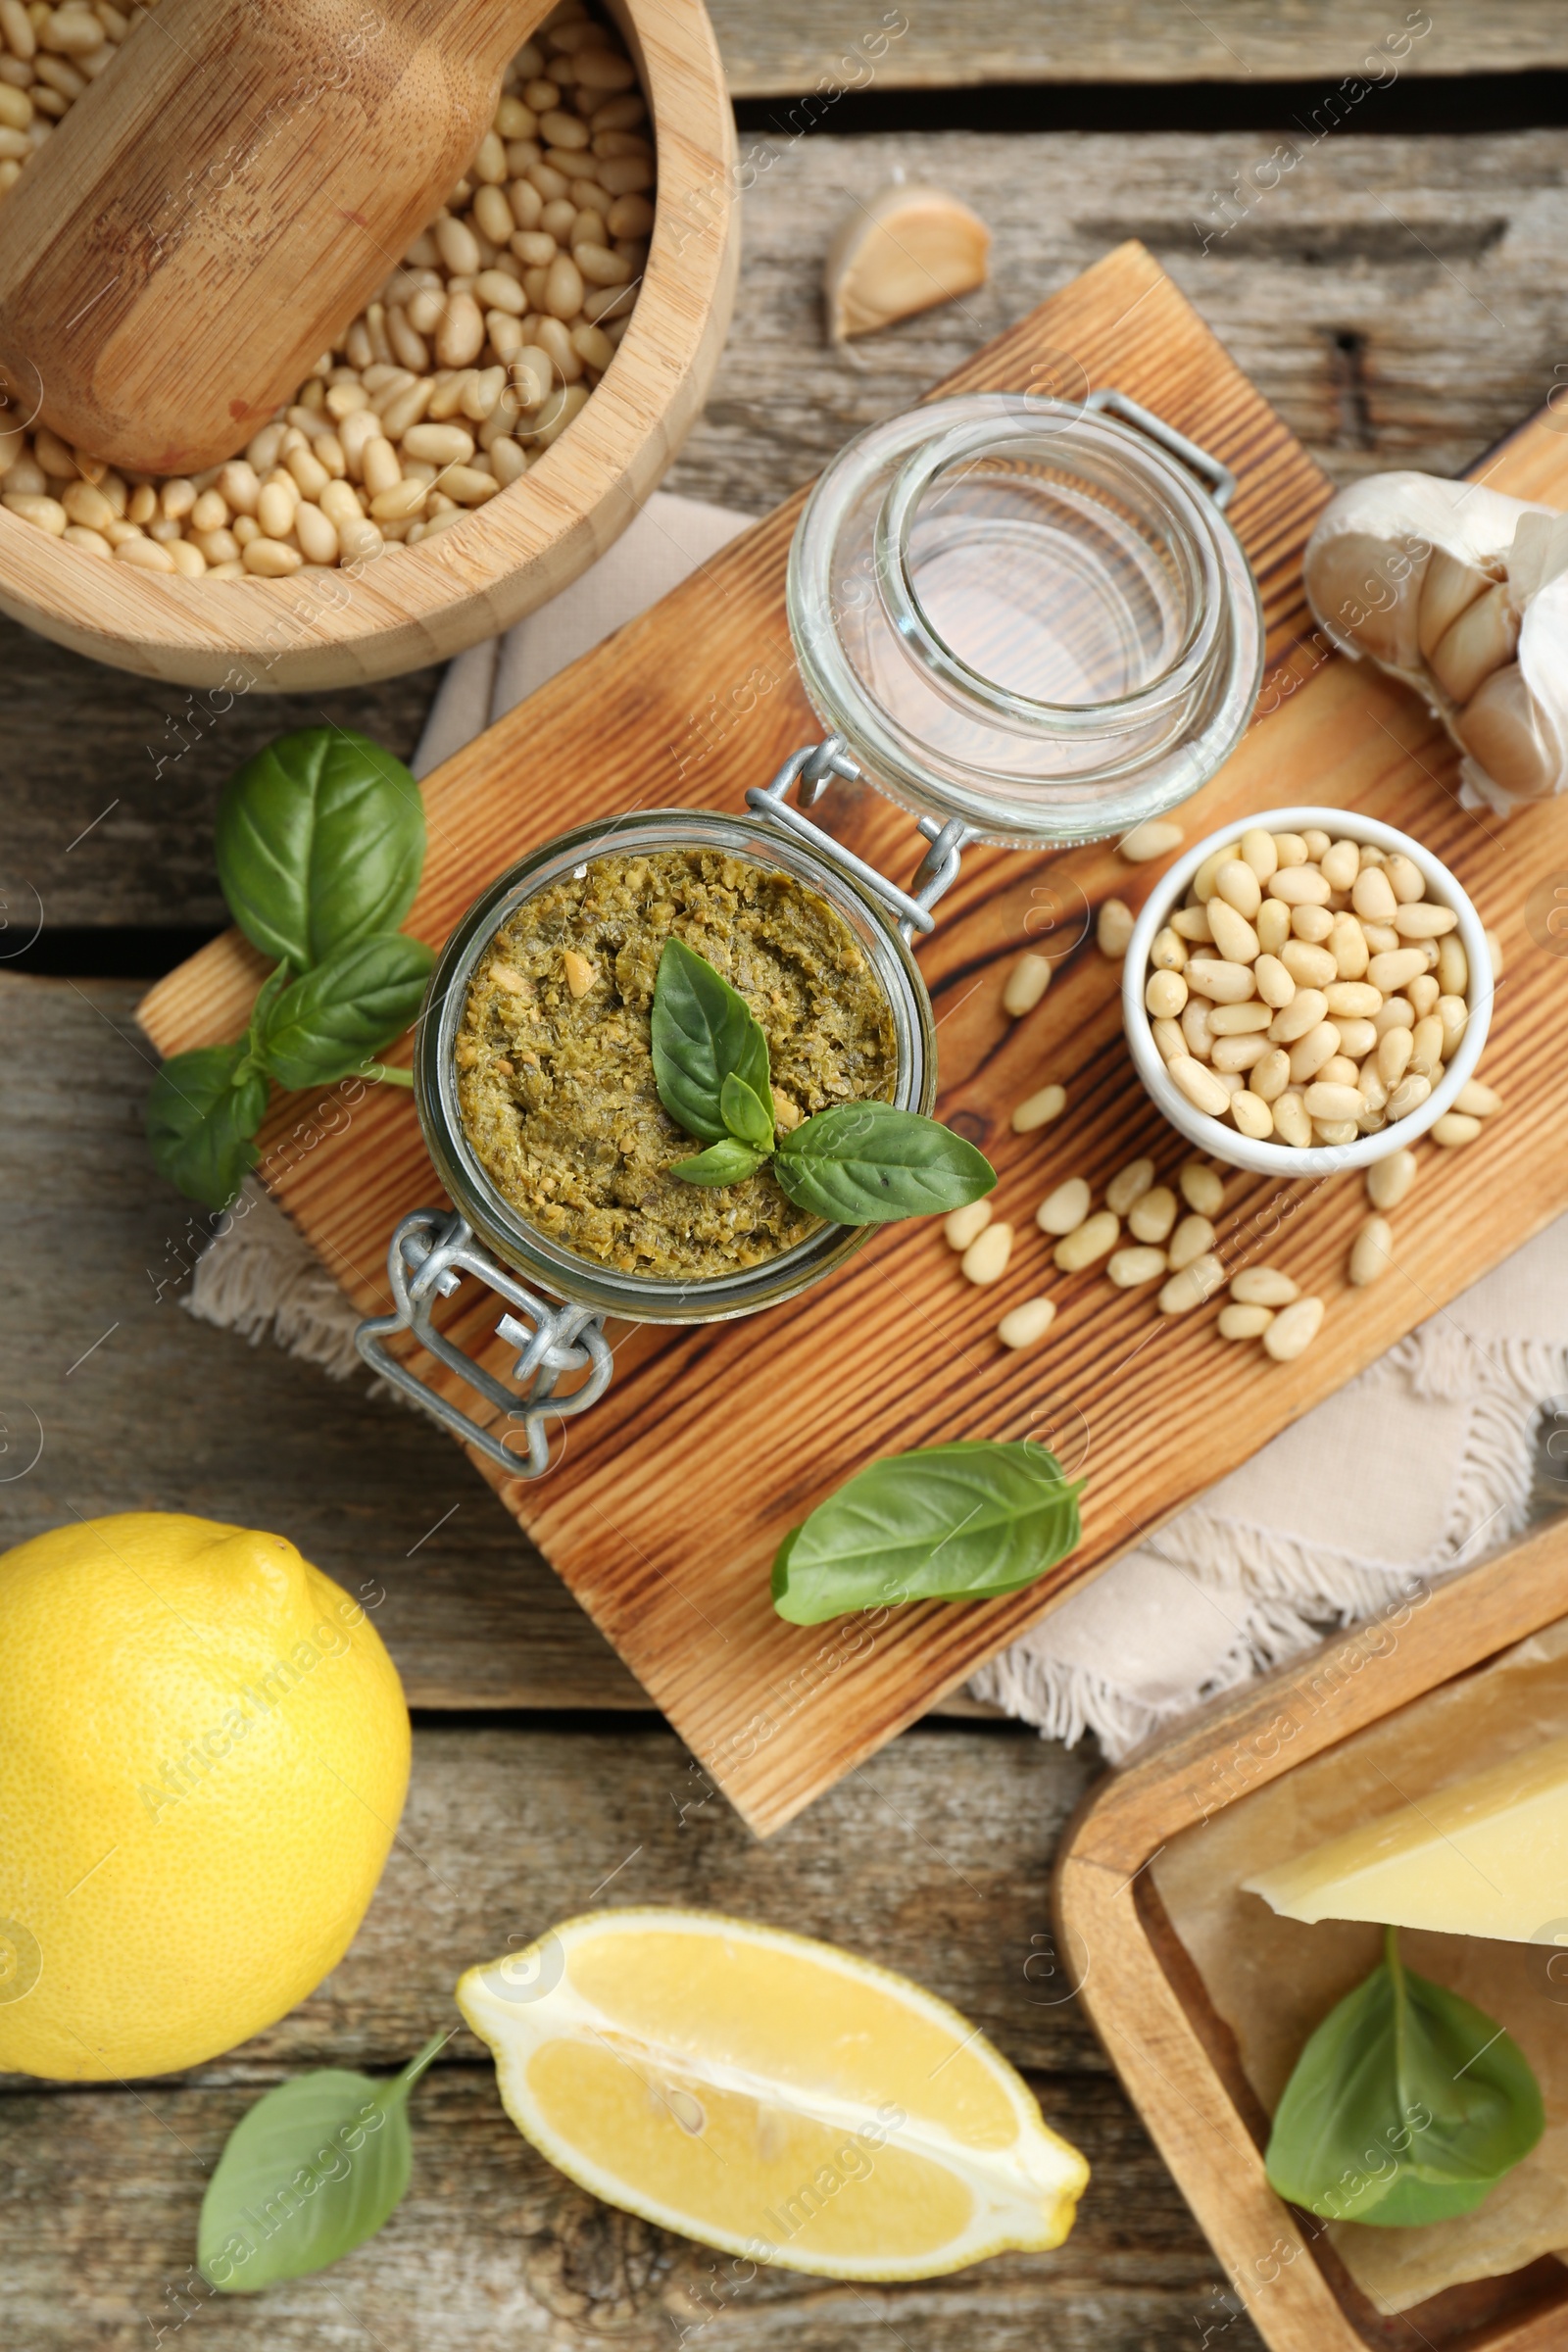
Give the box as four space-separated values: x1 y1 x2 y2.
1121 806 1493 1178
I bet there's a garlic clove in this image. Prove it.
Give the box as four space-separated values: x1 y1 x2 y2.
1428 579 1519 705
1416 545 1494 662
1455 661 1560 804
823 181 991 343
1302 527 1427 668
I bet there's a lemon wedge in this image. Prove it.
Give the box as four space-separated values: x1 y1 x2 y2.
456 1907 1088 2280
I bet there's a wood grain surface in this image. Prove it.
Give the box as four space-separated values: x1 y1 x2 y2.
1055 1515 1568 2352
10 129 1565 933
135 232 1568 1841
0 0 738 690
710 1 1568 91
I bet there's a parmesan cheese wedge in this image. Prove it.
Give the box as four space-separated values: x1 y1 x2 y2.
1245 1735 1568 1942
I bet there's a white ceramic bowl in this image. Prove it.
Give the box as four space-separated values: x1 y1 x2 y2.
1121 805 1494 1177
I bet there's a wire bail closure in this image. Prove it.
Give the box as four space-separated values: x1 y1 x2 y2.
353 738 958 1469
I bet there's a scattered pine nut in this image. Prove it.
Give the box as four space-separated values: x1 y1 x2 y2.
1431 1111 1482 1147
1262 1296 1325 1362
1054 1210 1119 1273
961 1222 1014 1286
1120 818 1184 862
1349 1214 1393 1287
1011 1082 1066 1135
1158 1252 1225 1313
1486 928 1503 980
1218 1302 1274 1340
1108 1245 1168 1288
1105 1157 1155 1216
1454 1079 1502 1118
944 1199 993 1251
1128 1185 1178 1244
998 1297 1056 1350
1167 1213 1216 1271
1004 953 1053 1016
1037 1177 1091 1236
1230 1267 1298 1307
1098 899 1135 957
1366 1149 1417 1210
1177 1160 1224 1217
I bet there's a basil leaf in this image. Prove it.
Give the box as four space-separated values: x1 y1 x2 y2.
720 1070 775 1151
772 1439 1083 1625
671 1137 770 1187
651 936 771 1144
772 1101 996 1224
1264 1928 1543 2226
145 1043 270 1211
216 728 425 972
199 2034 445 2291
257 935 434 1090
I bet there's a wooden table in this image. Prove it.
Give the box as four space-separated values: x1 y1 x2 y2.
5 11 1568 2344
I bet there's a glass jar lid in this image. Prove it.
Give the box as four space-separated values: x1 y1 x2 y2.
787 390 1264 849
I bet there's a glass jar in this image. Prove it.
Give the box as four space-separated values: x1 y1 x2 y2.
788 389 1263 847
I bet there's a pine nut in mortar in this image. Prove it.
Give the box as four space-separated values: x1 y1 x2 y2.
0 0 655 575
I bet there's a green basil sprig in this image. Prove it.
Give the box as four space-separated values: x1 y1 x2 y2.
147 729 433 1212
772 1438 1083 1624
1264 1926 1543 2227
198 2034 446 2292
651 937 995 1222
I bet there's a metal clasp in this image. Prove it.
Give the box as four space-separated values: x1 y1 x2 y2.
356 1209 612 1477
746 735 970 945
1085 387 1238 512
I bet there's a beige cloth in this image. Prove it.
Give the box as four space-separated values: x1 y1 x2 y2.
188 492 1568 1758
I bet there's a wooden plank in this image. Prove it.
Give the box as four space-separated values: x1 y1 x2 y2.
710 2 1568 92
6 131 1562 930
137 240 1568 1838
0 1721 1263 2351
1054 1516 1568 2352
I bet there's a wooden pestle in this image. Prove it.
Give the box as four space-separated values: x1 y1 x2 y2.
0 0 554 477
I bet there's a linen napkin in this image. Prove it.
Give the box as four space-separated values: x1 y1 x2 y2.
188 492 1568 1758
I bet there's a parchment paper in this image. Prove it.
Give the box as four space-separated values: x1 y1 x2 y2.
1153 1616 1568 2315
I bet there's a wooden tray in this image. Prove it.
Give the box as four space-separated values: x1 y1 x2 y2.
1054 1516 1568 2352
139 240 1568 1836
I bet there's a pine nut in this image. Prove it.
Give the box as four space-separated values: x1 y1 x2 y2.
1407 1013 1445 1076
1128 1185 1177 1244
1438 935 1469 997
1106 1157 1155 1215
1209 1002 1273 1034
1159 1252 1224 1313
1385 1072 1432 1120
1329 911 1369 977
1262 1297 1325 1361
402 421 476 466
1486 929 1503 980
945 1199 993 1251
1287 1023 1341 1084
1098 898 1134 957
1119 818 1185 862
292 500 338 564
961 1223 1014 1285
1316 1055 1360 1087
1349 1214 1393 1287
1273 1090 1311 1147
1192 842 1240 901
256 479 296 539
1146 968 1187 1019
1273 865 1331 906
435 214 483 274
1431 1111 1482 1147
1361 919 1399 956
1256 899 1291 955
1211 1034 1269 1073
1219 1302 1274 1340
1180 999 1214 1059
240 536 303 575
1108 1245 1168 1288
1321 838 1360 892
1012 1082 1066 1134
1323 980 1382 1019
437 292 487 368
1373 996 1414 1037
1301 1080 1365 1123
1253 953 1295 1008
1037 1177 1091 1236
998 1298 1056 1350
63 523 112 557
1454 1079 1502 1118
1004 952 1052 1015
1054 1210 1119 1273
1178 1161 1224 1217
1302 829 1332 861
1367 1149 1417 1209
1393 901 1456 938
1207 898 1261 964
1171 906 1215 943
1231 1090 1273 1139
1213 858 1263 919
1335 1019 1377 1061
1152 1017 1186 1064
1351 864 1397 920
1252 1047 1292 1102
1151 925 1188 971
1383 854 1423 902
1407 973 1440 1017
1167 1213 1216 1270
1231 1266 1298 1307
1169 1055 1232 1117
1279 939 1338 991
1437 995 1468 1055
362 436 402 495
1369 948 1434 996
1241 827 1279 883
1185 958 1254 1004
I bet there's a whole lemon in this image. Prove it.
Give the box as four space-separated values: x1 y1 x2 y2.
0 1512 410 2081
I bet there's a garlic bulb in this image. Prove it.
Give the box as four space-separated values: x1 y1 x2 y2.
1303 471 1568 814
823 180 991 343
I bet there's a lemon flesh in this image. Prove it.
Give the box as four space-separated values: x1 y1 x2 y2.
457 1907 1088 2279
1247 1733 1568 1940
0 1512 410 2080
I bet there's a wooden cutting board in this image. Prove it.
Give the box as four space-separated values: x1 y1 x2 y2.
139 240 1568 1837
